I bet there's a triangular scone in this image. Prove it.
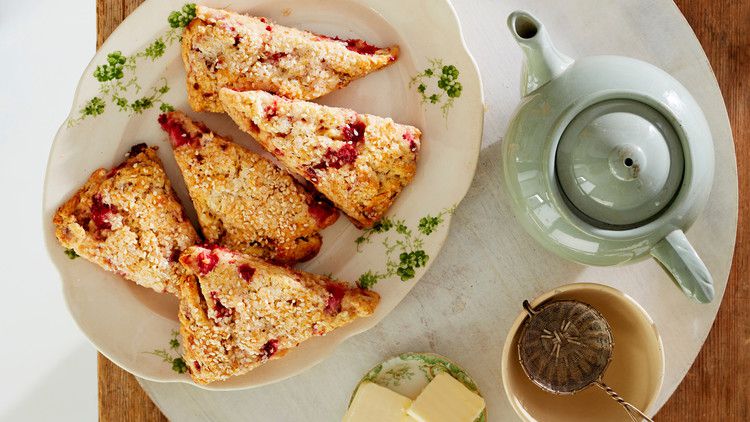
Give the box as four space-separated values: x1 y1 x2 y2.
219 89 422 228
178 245 380 384
158 111 338 265
53 144 199 294
182 5 398 112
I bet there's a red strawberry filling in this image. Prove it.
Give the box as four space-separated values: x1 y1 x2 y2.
169 248 182 263
311 118 367 171
128 143 148 156
264 100 278 118
339 38 380 55
237 264 256 282
403 131 419 153
91 194 116 230
324 283 347 315
305 167 320 184
209 291 232 319
308 199 337 226
315 35 381 55
259 52 288 64
193 361 201 371
196 250 219 274
204 57 224 72
261 339 279 358
248 119 261 133
321 144 358 169
342 118 366 145
158 114 196 148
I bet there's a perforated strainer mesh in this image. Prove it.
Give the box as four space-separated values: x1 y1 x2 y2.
518 300 613 394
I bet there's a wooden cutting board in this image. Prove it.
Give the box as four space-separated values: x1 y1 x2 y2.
95 0 749 420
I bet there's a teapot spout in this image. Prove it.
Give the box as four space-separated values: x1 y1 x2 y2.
508 11 573 96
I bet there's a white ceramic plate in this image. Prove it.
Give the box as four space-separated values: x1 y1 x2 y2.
348 353 488 422
42 0 482 390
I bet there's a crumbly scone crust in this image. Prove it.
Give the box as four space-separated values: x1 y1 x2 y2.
219 89 421 228
178 245 379 384
182 5 399 112
53 145 199 294
159 111 339 264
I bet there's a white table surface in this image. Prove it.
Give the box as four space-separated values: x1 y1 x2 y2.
0 0 97 420
139 0 737 421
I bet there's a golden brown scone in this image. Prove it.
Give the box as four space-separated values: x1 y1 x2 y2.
158 111 338 264
178 245 380 384
182 5 398 112
219 89 421 228
53 144 199 294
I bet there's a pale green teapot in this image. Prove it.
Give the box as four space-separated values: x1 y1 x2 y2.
502 11 715 302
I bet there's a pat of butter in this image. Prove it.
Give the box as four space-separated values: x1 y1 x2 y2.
342 382 415 422
407 372 485 422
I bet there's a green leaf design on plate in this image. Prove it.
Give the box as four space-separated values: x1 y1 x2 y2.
361 363 384 384
145 329 186 374
354 218 394 251
168 3 197 29
356 206 455 289
93 51 127 82
399 353 479 393
380 364 414 387
79 97 106 119
410 59 463 118
67 4 195 127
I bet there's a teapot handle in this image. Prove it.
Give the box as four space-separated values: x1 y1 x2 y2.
650 229 714 303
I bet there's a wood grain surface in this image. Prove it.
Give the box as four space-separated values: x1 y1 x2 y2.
655 1 749 420
95 0 749 420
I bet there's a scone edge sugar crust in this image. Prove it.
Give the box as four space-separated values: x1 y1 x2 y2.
219 89 421 228
158 110 339 264
178 245 380 384
182 5 399 112
53 144 199 294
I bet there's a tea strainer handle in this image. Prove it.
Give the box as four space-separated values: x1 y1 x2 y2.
522 300 538 316
594 381 654 422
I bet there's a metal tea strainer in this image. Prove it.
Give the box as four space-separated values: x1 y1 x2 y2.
517 299 653 422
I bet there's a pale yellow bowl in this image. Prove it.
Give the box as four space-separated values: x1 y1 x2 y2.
501 283 664 421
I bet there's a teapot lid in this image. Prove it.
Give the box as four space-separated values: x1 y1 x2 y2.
555 100 684 227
